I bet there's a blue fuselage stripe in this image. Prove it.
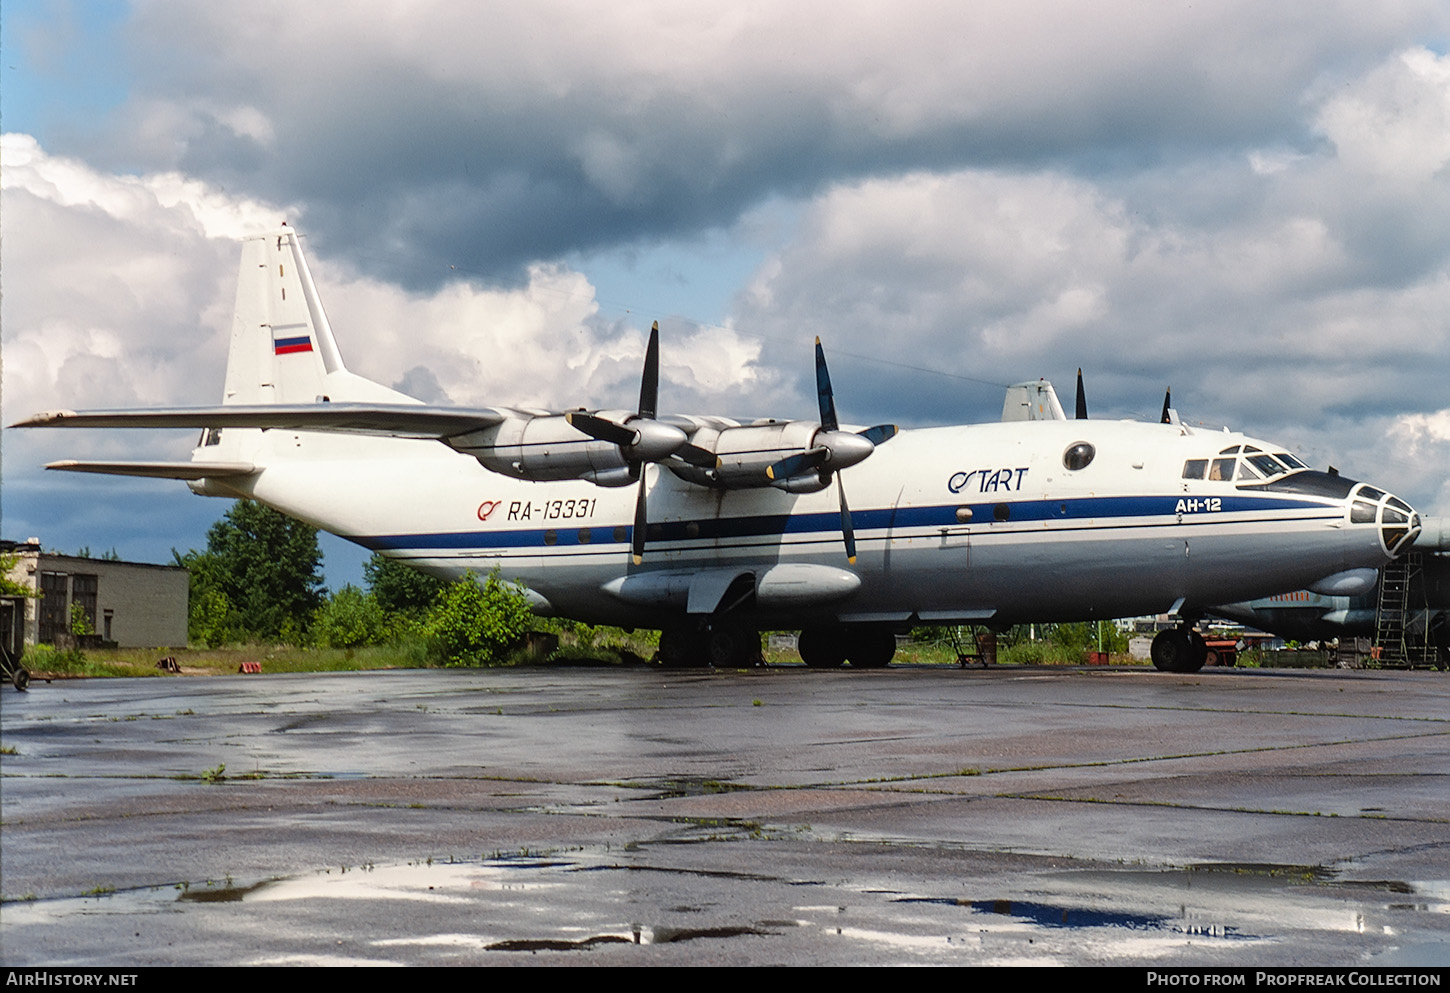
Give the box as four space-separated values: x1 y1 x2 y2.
354 494 1335 553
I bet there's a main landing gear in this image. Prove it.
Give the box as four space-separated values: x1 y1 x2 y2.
797 626 895 669
1150 627 1207 673
657 622 763 669
656 623 898 669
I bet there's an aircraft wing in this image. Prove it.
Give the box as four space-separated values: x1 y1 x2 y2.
45 460 258 480
14 403 509 440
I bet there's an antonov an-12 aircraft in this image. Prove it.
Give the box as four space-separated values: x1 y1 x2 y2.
17 227 1424 671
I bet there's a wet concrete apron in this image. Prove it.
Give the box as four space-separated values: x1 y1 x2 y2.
2 665 1447 966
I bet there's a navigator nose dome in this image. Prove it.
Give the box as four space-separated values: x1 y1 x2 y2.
1350 484 1421 556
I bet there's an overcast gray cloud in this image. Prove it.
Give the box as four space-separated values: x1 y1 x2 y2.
61 0 1445 286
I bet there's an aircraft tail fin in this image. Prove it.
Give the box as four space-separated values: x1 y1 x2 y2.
223 226 413 406
1001 380 1067 422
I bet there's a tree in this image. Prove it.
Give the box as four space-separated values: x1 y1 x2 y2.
0 554 39 598
178 501 325 642
423 571 532 666
364 553 444 617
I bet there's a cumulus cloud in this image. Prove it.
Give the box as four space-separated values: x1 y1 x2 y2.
317 258 772 413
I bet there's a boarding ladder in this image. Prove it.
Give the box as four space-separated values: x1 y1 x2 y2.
1373 552 1434 668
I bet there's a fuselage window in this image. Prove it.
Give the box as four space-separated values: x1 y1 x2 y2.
1182 459 1208 479
1063 442 1095 471
1208 458 1235 481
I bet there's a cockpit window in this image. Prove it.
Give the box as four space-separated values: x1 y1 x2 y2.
1276 452 1307 470
1235 460 1264 481
1218 445 1241 456
1246 453 1288 477
1351 501 1376 524
1359 486 1386 501
1208 458 1235 481
1182 459 1208 480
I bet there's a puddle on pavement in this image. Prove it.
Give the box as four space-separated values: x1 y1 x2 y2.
7 851 1446 960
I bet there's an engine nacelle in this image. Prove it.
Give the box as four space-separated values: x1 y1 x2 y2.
667 420 822 488
449 412 632 482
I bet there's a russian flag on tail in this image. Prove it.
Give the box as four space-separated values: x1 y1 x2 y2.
273 331 314 355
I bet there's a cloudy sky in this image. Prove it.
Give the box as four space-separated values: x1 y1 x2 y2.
3 0 1449 588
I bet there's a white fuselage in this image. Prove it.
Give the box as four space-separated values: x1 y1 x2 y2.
213 416 1399 629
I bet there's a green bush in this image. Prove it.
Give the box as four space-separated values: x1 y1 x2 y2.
423 571 532 666
311 586 387 648
190 587 237 648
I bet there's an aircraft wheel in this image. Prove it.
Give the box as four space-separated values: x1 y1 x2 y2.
848 629 896 668
658 628 706 668
798 627 846 668
1184 630 1208 672
1151 630 1190 672
707 624 759 669
12 667 29 692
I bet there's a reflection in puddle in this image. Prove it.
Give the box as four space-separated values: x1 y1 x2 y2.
896 896 1190 933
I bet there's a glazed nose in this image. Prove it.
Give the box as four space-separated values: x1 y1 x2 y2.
1349 484 1420 555
1377 491 1419 556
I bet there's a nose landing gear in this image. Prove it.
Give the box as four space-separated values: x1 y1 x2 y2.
1150 627 1207 673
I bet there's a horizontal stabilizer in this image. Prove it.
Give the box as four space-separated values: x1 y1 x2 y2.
16 403 508 440
45 460 257 480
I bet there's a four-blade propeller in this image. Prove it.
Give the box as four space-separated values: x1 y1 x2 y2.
765 337 897 563
566 322 715 564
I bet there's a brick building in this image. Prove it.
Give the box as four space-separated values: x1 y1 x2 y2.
1 539 188 648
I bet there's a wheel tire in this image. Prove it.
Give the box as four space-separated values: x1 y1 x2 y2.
658 628 705 668
1152 630 1206 673
1151 630 1188 672
798 627 846 668
1183 630 1208 673
847 629 896 668
12 667 28 692
707 624 758 669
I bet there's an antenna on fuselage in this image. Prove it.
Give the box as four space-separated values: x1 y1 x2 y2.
1075 369 1089 420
